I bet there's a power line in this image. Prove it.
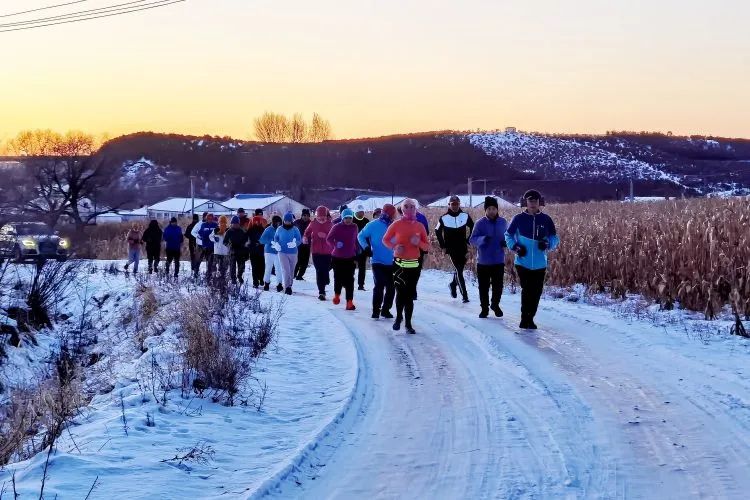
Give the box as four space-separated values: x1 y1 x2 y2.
0 0 185 32
0 0 151 27
0 1 89 18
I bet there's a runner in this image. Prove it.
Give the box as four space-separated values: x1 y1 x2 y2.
435 195 474 303
274 212 302 295
326 208 359 311
303 206 334 301
294 208 312 281
353 204 371 291
358 203 397 319
260 215 284 292
470 196 507 318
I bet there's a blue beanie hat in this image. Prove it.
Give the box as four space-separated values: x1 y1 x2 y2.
283 212 295 223
341 208 354 219
230 215 240 225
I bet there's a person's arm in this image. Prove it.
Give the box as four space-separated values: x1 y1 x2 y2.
547 216 560 251
418 225 430 252
435 216 446 249
303 222 313 244
191 222 202 240
504 216 519 250
469 221 487 248
466 215 475 244
326 225 337 247
357 223 370 249
382 223 396 250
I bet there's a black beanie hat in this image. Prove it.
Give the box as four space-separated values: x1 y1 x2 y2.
301 208 311 216
255 208 264 216
523 189 542 200
484 196 498 210
271 215 282 227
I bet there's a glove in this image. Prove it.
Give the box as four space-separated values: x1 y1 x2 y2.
538 239 549 251
409 234 421 246
481 235 491 245
302 236 309 245
500 239 507 249
513 243 527 257
214 227 220 234
336 241 344 249
271 241 281 252
286 238 297 249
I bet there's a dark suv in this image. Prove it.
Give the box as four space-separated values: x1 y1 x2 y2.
0 222 70 263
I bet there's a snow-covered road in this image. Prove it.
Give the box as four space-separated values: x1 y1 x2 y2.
260 271 750 499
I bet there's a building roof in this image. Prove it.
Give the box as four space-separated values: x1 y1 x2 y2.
222 194 286 210
148 197 230 213
428 194 516 209
119 207 148 217
344 195 409 212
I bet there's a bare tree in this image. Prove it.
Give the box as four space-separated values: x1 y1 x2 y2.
253 112 291 143
289 113 308 143
309 112 332 142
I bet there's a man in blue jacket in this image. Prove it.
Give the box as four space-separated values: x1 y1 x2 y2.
504 189 560 329
196 213 219 280
358 203 397 319
469 196 507 318
162 217 184 278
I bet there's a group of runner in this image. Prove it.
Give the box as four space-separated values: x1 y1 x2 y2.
123 190 558 332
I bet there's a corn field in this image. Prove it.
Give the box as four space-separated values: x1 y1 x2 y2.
425 198 750 319
66 198 750 319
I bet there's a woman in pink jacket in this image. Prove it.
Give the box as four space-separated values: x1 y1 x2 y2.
304 206 334 301
326 208 359 310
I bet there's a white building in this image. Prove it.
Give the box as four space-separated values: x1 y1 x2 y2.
119 207 149 222
147 198 233 221
428 194 515 209
344 195 409 212
222 194 308 216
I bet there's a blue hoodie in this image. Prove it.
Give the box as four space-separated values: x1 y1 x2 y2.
358 215 394 265
273 224 302 254
260 225 280 255
197 221 219 250
504 211 559 270
416 212 430 235
162 224 184 251
469 216 508 265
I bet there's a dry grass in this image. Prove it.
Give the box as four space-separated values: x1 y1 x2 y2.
422 198 750 319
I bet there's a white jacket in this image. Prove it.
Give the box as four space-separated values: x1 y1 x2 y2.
191 221 204 247
211 232 230 256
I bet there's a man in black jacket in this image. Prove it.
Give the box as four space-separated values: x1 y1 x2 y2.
353 204 371 290
224 216 250 284
435 195 475 303
294 208 312 280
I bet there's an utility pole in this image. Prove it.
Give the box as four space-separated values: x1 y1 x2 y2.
629 178 634 202
190 175 196 215
483 179 487 196
468 177 473 208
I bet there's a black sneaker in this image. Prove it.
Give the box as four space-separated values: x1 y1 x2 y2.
358 285 366 291
479 308 489 318
380 310 394 319
371 310 380 319
450 283 457 298
276 283 284 292
285 287 293 295
263 282 270 291
527 320 538 330
405 324 416 334
462 296 470 304
318 294 326 301
295 276 304 281
392 319 402 331
491 305 503 317
238 277 244 284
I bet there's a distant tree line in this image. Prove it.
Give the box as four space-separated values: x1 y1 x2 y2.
253 112 332 143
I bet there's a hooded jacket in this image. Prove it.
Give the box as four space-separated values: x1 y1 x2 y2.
196 221 219 250
247 217 267 257
273 224 302 254
141 222 163 252
260 225 280 255
504 210 559 270
382 219 430 261
358 215 394 265
126 229 142 251
469 215 508 266
435 209 474 253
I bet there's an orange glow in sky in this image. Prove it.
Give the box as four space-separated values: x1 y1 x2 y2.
2 0 749 142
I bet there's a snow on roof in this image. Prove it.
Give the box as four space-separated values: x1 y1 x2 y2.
119 207 148 217
428 194 515 208
344 195 409 212
222 194 286 210
148 198 229 213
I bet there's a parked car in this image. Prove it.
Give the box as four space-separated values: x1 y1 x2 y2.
0 222 70 263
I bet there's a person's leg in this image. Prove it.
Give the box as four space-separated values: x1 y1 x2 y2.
371 264 385 313
237 256 247 283
206 250 216 279
154 249 160 272
283 253 298 289
528 268 546 320
133 250 140 273
296 245 310 279
490 264 504 309
453 253 468 300
476 265 490 312
356 254 367 288
393 266 405 326
165 250 173 275
345 258 356 302
332 258 342 296
382 265 395 314
404 267 419 328
229 254 237 283
253 254 265 286
174 250 180 277
263 253 274 284
312 255 324 294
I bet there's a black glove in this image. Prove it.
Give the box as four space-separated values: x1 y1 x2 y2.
513 243 527 257
538 239 549 251
214 227 220 234
500 239 507 249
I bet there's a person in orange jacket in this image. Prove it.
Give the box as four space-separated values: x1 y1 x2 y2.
382 198 430 334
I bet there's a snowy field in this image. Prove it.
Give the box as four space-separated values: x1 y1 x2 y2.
1 261 749 499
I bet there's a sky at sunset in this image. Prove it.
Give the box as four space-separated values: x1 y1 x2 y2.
2 0 749 143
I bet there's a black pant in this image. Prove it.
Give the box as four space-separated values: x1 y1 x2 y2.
188 241 196 268
394 264 420 326
447 251 468 299
515 265 546 321
230 253 248 283
356 253 368 287
371 263 395 313
312 254 332 295
165 249 181 276
146 247 160 272
295 244 311 279
332 257 355 301
477 264 504 309
194 247 215 278
250 253 265 286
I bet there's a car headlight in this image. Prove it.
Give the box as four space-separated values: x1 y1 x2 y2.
21 239 36 248
58 239 70 249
